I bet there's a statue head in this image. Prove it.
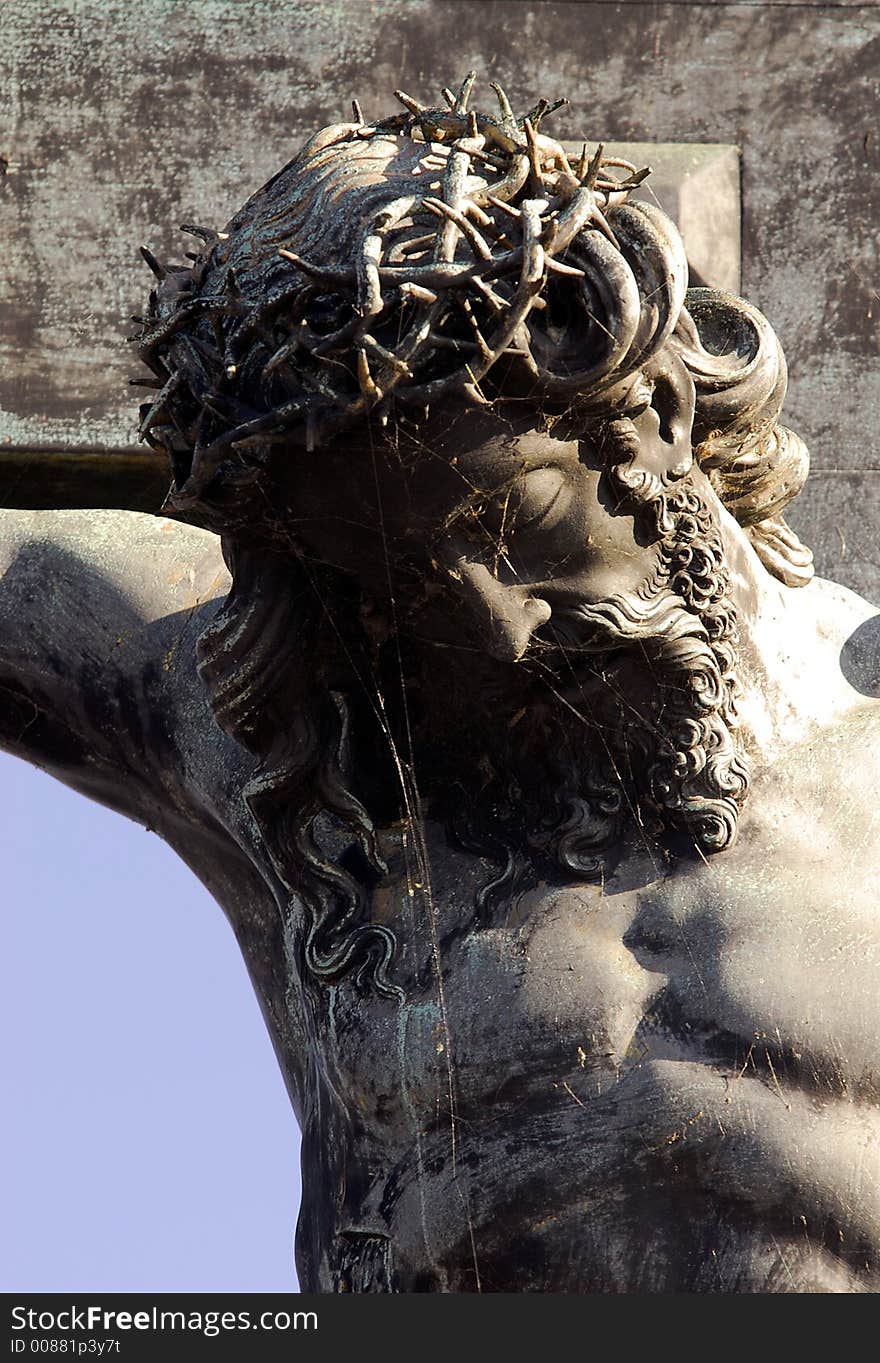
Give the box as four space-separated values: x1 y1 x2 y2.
136 77 815 995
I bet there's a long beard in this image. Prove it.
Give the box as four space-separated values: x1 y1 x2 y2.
528 585 748 863
418 484 750 889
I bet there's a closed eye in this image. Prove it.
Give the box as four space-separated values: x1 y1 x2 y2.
452 466 575 553
507 466 572 536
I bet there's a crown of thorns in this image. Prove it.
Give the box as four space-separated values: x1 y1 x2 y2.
135 74 687 502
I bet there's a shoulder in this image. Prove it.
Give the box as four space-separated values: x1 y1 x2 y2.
0 509 228 622
747 700 880 875
0 510 238 822
807 573 880 707
742 573 880 849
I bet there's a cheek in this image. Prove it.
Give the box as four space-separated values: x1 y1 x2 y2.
549 546 660 606
505 471 656 595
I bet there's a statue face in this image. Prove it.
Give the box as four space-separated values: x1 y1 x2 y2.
423 434 662 663
274 343 745 859
286 351 697 670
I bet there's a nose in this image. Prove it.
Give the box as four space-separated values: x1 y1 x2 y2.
452 558 552 663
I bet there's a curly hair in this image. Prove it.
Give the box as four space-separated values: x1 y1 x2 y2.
136 75 811 582
134 76 814 996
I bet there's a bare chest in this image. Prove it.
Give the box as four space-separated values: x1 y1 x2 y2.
322 771 880 1126
304 722 880 1288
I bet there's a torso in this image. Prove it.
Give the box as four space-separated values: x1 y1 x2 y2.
310 702 880 1291
5 515 877 1292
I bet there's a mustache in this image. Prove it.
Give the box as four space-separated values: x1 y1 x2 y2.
529 586 710 657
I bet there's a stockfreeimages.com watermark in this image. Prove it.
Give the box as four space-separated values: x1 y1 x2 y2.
11 1304 317 1343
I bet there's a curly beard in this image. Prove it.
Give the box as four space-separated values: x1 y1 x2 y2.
419 479 750 901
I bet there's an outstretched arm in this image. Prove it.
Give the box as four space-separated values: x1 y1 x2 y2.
0 508 309 1110
0 508 230 828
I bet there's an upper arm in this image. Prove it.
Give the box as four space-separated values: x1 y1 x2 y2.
0 509 231 824
0 510 313 1106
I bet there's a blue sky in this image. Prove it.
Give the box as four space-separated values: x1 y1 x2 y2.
0 750 302 1292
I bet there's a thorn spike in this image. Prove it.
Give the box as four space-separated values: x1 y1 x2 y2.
584 143 604 189
524 118 543 186
179 223 216 243
522 96 568 129
456 70 477 114
140 246 166 280
490 81 517 133
394 88 424 117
